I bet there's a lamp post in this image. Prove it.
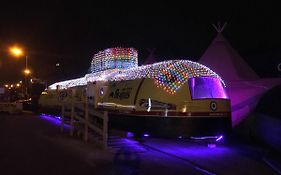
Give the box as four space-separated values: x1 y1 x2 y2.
9 46 31 98
23 55 30 97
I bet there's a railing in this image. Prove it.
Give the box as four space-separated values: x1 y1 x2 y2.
0 102 22 114
61 98 108 149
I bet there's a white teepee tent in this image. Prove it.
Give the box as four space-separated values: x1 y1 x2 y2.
199 23 259 82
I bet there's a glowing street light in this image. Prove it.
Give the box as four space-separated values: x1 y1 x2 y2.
24 69 31 75
9 46 23 57
9 45 30 97
9 46 28 71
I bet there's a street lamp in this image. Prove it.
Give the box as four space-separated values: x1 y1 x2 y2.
9 47 23 57
24 68 31 75
9 46 31 97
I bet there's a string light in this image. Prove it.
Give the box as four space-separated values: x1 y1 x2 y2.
90 47 138 73
49 48 226 94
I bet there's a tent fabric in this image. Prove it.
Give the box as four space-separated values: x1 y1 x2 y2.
199 33 259 82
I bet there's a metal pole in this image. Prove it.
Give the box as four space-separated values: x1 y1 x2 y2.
25 55 28 70
25 56 28 97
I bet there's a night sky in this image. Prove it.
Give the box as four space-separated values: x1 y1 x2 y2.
0 1 280 85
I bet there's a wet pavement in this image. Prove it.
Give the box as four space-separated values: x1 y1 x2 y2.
0 112 280 175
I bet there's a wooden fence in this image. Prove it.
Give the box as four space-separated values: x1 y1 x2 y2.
61 99 108 149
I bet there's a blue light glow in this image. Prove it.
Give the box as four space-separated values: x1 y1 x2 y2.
39 113 70 129
215 135 223 142
143 133 150 137
208 144 217 148
190 135 224 141
126 132 134 138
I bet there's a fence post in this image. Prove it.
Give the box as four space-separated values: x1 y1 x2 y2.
61 102 65 132
84 97 89 142
103 111 108 149
70 100 74 136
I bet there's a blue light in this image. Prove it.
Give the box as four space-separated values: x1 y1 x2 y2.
208 144 217 148
39 113 70 129
178 136 183 139
216 135 223 142
143 133 150 137
190 134 224 142
126 132 134 138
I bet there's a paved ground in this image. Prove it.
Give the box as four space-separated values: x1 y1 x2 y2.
0 112 280 175
0 113 206 175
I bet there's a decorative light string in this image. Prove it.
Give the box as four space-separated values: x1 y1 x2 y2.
49 48 225 94
90 47 138 73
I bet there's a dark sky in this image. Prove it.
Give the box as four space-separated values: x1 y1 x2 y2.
0 1 280 85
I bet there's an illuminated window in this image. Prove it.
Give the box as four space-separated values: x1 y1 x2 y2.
188 77 228 99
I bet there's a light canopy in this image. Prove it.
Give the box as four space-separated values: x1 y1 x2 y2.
49 47 225 95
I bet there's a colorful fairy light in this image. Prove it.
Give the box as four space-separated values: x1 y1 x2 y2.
49 48 226 94
90 47 138 73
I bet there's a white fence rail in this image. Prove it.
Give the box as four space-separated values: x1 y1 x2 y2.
61 99 108 149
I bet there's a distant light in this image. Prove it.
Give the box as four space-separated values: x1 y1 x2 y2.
126 132 134 138
216 135 223 142
24 69 31 75
41 91 48 95
19 81 22 84
10 84 14 88
178 136 183 139
56 63 60 67
16 83 20 87
143 133 150 137
4 84 8 88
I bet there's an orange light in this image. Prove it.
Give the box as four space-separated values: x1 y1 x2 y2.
9 46 24 57
4 84 9 88
16 83 20 87
24 69 31 75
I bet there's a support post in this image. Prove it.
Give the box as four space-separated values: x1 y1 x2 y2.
70 100 74 136
103 111 108 149
84 97 89 142
61 102 65 132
